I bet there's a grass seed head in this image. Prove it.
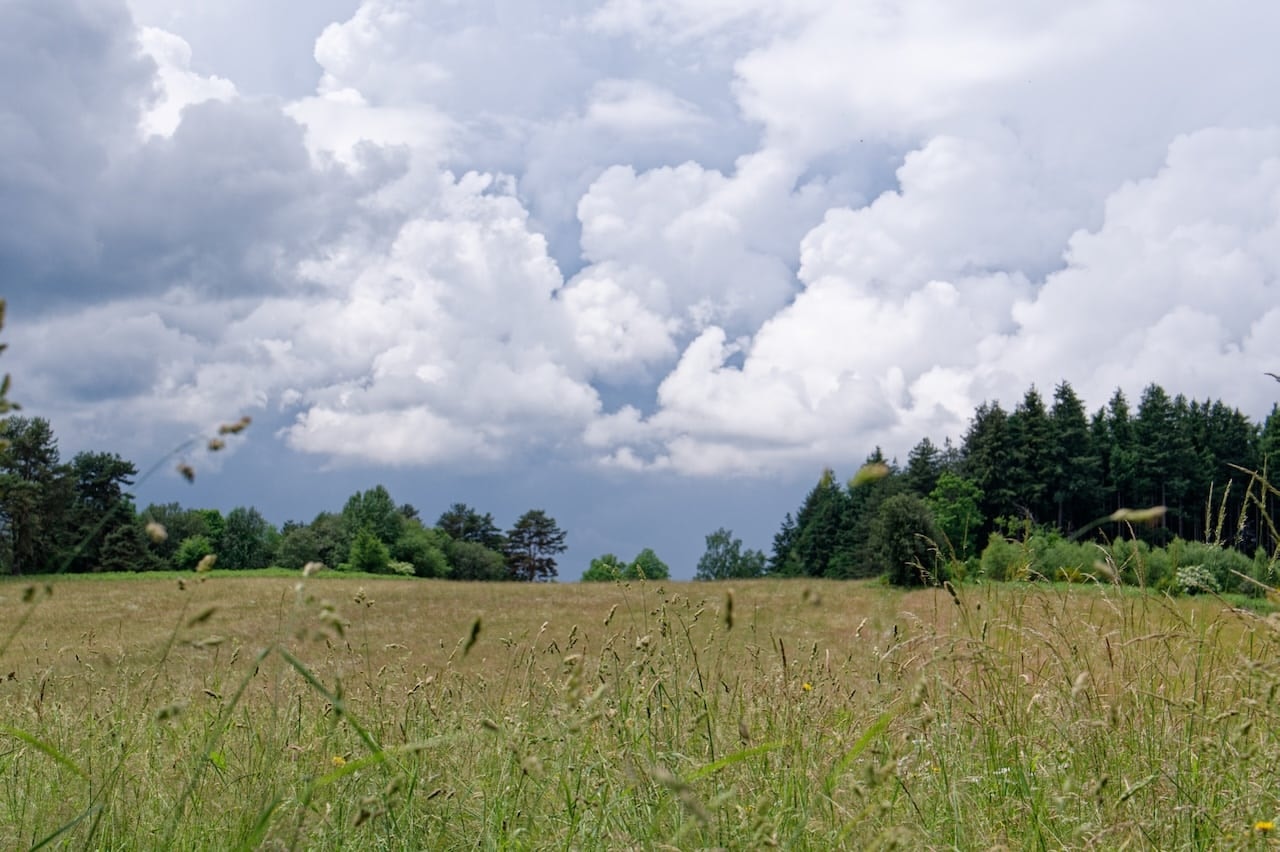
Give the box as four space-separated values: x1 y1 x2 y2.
218 415 253 435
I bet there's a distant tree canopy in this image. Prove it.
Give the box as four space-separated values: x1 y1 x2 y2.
581 547 671 582
695 528 766 581
0 416 573 582
1 376 1275 585
768 380 1280 586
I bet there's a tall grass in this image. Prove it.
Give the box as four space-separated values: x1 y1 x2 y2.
5 562 1280 848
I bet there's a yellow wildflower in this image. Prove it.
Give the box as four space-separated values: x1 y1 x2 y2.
802 682 813 692
332 755 347 768
1255 820 1275 833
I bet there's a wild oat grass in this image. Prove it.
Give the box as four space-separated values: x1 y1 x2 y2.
4 571 1280 849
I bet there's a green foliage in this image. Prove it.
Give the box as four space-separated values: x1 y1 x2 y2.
1107 539 1173 589
832 449 906 579
903 436 943 496
980 534 1026 582
869 493 943 587
767 512 803 576
219 506 274 570
1049 381 1103 529
0 416 72 574
391 522 449 578
97 516 166 573
1175 563 1219 595
583 548 671 582
582 553 626 582
174 535 215 571
446 539 509 581
1037 539 1095 583
927 472 985 560
695 527 765 580
341 485 402 545
792 468 850 577
274 522 323 570
142 503 213 564
347 526 391 575
629 547 670 580
1170 540 1256 596
437 503 506 551
307 512 348 568
505 509 567 582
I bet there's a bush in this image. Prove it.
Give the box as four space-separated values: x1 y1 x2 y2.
174 535 215 571
1108 539 1173 589
1038 540 1094 582
392 524 450 578
870 494 944 587
348 527 391 575
1170 540 1256 596
447 540 509 581
629 548 671 580
388 560 415 577
582 554 625 582
1175 564 1219 595
980 535 1025 582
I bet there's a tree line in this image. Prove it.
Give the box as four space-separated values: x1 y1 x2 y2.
720 380 1280 588
0 417 569 580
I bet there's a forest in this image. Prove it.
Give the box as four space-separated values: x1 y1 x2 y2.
0 380 1277 589
762 381 1280 593
0 416 568 581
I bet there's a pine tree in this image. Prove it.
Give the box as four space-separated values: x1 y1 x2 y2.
1048 381 1101 533
961 402 1016 539
792 468 850 577
1008 386 1055 524
903 437 943 497
505 510 567 582
1103 389 1140 514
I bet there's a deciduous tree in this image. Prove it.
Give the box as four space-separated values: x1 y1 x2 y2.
695 528 765 580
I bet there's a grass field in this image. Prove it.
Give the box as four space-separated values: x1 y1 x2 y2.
3 572 1280 849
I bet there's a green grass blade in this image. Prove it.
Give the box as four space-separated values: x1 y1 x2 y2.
0 725 86 779
687 741 786 781
29 804 100 850
235 796 283 852
823 709 894 796
277 646 383 756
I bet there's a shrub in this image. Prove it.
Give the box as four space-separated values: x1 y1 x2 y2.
174 534 214 571
1108 539 1173 589
1170 540 1256 596
871 494 944 587
388 560 415 577
392 524 449 578
980 534 1024 582
446 540 509 581
582 554 625 582
348 526 391 575
1175 563 1219 595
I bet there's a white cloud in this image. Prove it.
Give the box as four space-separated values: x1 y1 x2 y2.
136 27 236 137
9 0 1280 487
602 126 1280 472
584 79 707 133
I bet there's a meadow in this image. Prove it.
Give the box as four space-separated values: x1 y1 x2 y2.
3 571 1280 850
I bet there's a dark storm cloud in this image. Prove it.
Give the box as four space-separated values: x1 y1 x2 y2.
0 0 154 310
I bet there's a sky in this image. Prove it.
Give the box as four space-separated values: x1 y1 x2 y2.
3 1 1279 580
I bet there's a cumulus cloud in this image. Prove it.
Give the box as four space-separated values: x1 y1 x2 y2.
137 27 236 137
601 127 1280 472
8 0 1280 488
